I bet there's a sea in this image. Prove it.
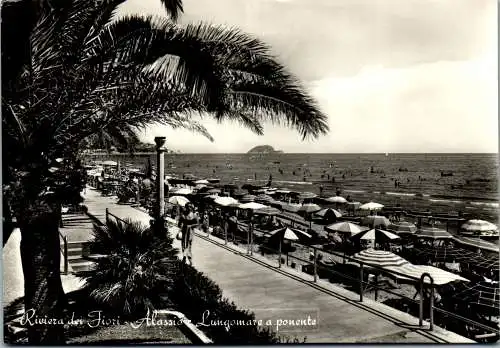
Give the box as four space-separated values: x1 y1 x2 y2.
89 153 499 224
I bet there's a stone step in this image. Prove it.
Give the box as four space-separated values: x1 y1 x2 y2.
67 247 83 257
69 261 94 272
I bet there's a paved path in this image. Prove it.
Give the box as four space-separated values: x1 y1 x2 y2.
83 188 473 343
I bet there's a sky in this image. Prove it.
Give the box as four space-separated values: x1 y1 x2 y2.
117 0 498 153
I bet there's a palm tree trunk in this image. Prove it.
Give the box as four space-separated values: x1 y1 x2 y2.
18 199 66 344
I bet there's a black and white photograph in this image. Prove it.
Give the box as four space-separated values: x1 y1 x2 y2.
2 0 498 344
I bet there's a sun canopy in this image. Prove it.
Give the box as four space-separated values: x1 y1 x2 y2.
384 264 469 286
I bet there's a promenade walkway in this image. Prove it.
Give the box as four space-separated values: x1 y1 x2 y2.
83 188 473 343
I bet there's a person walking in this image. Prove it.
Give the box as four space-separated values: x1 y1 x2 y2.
179 203 199 265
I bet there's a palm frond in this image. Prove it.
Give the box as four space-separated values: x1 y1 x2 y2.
159 0 183 22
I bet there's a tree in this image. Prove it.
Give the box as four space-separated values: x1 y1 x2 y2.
2 0 328 344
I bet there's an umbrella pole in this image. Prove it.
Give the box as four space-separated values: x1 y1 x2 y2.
374 274 379 301
278 238 282 268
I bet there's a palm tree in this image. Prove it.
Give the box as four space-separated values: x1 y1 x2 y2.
80 218 179 318
2 0 328 344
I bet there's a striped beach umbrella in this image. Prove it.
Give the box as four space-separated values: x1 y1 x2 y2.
387 221 418 235
325 222 369 236
461 219 498 233
384 264 469 286
351 229 400 243
351 248 409 268
415 227 454 240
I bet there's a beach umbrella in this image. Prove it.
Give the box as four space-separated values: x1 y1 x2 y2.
195 184 207 189
387 221 418 235
298 192 317 200
314 208 342 219
239 202 267 210
269 227 312 268
461 219 498 233
171 188 193 195
269 227 312 241
361 215 391 228
214 196 239 207
325 196 347 203
415 227 454 240
384 264 470 286
240 194 256 203
360 202 384 211
194 179 210 184
325 222 369 236
168 196 190 207
203 194 219 200
282 203 302 213
351 229 400 244
298 203 322 214
453 237 499 253
351 248 409 268
254 206 281 216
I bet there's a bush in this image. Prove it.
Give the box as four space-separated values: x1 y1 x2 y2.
79 219 179 319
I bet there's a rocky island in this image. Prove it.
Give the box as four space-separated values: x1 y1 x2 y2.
247 145 283 154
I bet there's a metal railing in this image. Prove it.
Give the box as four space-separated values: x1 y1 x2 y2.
208 217 499 341
101 206 499 342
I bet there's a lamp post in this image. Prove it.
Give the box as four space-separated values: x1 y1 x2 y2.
154 137 166 221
